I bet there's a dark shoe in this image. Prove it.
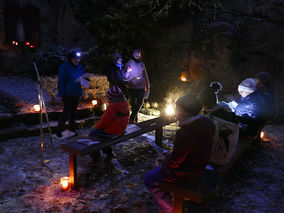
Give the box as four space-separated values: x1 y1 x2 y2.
105 151 117 161
56 130 62 138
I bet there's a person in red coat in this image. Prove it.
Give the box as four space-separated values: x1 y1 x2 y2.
144 94 216 213
89 86 129 161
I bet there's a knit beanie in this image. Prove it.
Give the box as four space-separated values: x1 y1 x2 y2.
198 82 222 109
106 86 125 102
112 53 122 63
255 72 270 85
176 94 202 116
238 78 257 94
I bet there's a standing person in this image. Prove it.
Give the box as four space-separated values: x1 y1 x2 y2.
89 86 129 162
144 94 216 213
125 49 150 124
56 51 85 137
105 53 127 97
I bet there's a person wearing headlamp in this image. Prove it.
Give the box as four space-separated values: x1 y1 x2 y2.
56 51 85 137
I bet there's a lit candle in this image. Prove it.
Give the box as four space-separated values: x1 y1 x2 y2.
181 77 187 82
165 104 175 116
92 100 98 106
60 177 70 191
260 131 265 138
34 104 40 112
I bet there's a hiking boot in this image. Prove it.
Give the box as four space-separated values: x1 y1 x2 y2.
56 130 62 138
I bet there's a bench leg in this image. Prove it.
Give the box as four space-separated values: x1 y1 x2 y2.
69 154 78 189
173 193 184 213
155 127 163 146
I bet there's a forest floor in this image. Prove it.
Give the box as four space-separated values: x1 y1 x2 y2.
0 76 283 212
0 117 283 213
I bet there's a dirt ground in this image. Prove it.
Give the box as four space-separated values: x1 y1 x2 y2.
0 116 283 213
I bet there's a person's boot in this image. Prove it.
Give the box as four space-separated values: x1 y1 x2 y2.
103 147 116 161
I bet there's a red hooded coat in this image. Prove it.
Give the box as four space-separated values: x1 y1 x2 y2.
95 101 129 135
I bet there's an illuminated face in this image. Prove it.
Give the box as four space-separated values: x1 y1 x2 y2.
71 58 80 66
133 51 141 60
117 58 122 64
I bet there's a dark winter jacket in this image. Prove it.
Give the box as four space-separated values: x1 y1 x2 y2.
95 101 129 135
234 88 275 136
162 116 216 184
58 61 85 97
105 63 125 89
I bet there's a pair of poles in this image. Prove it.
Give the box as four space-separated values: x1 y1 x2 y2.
28 62 54 172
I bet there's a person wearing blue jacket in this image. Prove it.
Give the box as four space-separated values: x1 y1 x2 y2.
56 51 85 137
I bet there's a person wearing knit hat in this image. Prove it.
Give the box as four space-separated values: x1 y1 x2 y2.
89 86 129 163
238 78 257 98
105 53 128 98
144 94 215 213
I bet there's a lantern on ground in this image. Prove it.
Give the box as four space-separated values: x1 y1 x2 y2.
34 104 40 112
60 176 70 191
179 71 190 82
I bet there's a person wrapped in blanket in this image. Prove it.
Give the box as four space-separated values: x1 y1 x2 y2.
89 86 129 163
144 94 216 213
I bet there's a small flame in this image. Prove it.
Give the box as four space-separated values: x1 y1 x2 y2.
92 100 98 106
181 77 187 82
34 104 40 112
25 42 30 46
260 131 265 138
60 177 70 191
165 104 175 116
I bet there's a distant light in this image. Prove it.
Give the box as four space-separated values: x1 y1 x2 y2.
260 131 265 138
92 100 98 106
30 45 35 48
76 52 81 57
152 102 159 109
34 104 40 112
181 77 187 82
25 42 30 46
165 104 175 116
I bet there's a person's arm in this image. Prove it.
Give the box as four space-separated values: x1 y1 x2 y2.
143 64 150 91
164 129 191 168
57 64 67 98
95 104 116 129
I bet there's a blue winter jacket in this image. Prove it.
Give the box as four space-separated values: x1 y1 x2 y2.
234 88 275 136
58 61 85 97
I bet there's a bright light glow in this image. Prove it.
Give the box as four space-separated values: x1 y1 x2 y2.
92 100 98 105
76 52 81 57
260 131 265 138
34 104 40 112
127 67 132 72
181 77 187 82
30 45 35 48
165 104 175 116
101 103 107 111
25 42 30 46
60 177 70 191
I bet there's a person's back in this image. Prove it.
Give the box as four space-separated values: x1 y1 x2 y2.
163 115 215 184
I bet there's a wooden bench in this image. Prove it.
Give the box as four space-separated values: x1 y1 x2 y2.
61 116 177 189
159 136 258 213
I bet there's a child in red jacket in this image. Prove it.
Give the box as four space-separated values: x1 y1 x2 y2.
89 86 129 161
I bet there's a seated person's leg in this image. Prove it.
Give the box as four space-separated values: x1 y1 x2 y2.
144 167 173 213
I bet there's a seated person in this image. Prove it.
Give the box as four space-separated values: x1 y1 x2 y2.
89 86 129 162
234 72 275 137
144 94 216 213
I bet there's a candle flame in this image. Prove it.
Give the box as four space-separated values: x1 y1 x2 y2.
181 77 187 82
60 177 70 191
92 100 98 105
34 104 40 112
260 131 264 138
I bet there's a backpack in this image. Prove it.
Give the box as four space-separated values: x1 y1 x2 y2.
209 115 239 165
